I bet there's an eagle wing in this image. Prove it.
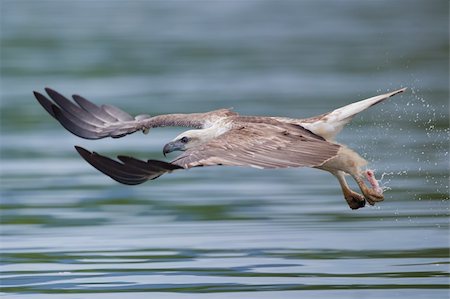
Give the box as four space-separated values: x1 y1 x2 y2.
75 146 182 185
172 121 340 169
34 88 235 139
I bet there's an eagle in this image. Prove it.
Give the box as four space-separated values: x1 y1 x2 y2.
34 87 406 209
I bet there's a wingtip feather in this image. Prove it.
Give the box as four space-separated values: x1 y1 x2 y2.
389 87 407 97
74 145 91 158
34 90 57 118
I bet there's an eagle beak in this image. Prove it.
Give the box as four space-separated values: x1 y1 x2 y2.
163 141 183 157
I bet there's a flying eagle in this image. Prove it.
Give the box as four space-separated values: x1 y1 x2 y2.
34 87 406 209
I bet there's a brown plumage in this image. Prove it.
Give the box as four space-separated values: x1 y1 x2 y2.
34 87 406 209
171 121 339 169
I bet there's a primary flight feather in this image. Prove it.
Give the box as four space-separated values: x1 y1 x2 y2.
34 87 406 209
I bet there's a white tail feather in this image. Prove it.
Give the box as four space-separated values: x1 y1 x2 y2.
301 88 406 140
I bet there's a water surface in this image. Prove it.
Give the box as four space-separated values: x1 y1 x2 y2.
1 1 449 298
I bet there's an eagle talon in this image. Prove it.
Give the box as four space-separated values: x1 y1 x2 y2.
363 170 384 205
364 189 384 206
344 191 366 210
365 169 383 194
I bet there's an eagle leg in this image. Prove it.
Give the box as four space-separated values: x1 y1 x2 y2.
353 172 384 206
333 171 366 210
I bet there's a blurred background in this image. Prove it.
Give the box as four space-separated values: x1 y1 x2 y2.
1 1 448 298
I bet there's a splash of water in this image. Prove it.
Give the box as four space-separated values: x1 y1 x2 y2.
348 86 449 206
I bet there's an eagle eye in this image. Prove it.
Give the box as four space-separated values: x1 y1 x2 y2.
180 136 189 143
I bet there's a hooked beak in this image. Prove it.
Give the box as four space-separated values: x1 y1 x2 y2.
163 140 184 157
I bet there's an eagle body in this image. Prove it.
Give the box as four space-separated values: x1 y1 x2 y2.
34 87 406 209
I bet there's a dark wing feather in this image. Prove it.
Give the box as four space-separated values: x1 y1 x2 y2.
171 121 340 169
52 106 103 140
45 88 106 126
75 146 182 185
72 94 118 123
34 88 235 139
34 91 56 118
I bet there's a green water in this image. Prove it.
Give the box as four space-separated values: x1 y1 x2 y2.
1 1 449 298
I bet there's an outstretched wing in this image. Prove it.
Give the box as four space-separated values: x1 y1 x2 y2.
75 146 182 185
34 88 235 139
171 121 341 169
272 88 407 140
